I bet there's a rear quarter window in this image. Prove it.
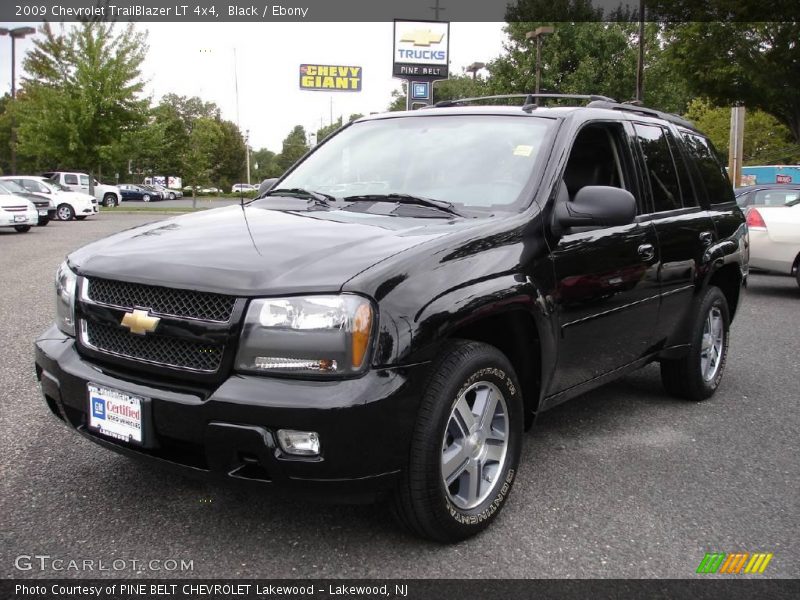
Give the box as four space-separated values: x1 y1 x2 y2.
678 130 735 205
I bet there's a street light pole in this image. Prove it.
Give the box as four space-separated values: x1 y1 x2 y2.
245 129 251 185
1 26 36 174
635 0 645 102
525 26 554 96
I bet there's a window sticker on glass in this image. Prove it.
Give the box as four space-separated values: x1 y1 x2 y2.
513 145 534 157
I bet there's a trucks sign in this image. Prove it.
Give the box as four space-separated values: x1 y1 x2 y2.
299 65 362 92
393 20 450 78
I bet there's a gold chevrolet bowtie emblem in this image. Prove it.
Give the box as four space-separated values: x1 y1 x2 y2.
400 28 444 47
120 309 160 335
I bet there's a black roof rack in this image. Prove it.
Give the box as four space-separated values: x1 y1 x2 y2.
586 100 696 130
434 93 616 110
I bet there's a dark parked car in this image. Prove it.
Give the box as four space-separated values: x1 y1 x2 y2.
735 183 800 209
35 96 747 543
119 184 162 202
0 179 55 225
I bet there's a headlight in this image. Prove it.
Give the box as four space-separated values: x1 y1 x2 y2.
55 261 78 335
235 294 374 377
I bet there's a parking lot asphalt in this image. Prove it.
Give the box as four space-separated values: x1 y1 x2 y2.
1 213 797 579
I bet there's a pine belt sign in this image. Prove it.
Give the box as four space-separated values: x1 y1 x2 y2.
393 19 450 78
299 64 362 91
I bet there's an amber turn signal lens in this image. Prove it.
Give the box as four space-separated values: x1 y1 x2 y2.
351 303 373 368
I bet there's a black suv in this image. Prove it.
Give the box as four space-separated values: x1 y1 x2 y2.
35 95 747 543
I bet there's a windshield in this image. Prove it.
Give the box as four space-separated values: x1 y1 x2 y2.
0 180 26 194
276 115 553 211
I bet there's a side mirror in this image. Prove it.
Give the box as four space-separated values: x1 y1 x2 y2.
556 186 636 228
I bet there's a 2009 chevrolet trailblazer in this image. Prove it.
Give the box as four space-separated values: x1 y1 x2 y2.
35 95 747 542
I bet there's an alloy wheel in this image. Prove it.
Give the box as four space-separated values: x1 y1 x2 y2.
441 381 509 510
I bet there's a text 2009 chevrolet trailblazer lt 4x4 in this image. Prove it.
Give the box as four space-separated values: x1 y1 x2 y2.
35 95 747 542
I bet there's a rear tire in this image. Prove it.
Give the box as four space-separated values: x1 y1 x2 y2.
57 204 75 221
143 194 150 202
14 225 31 233
392 340 523 543
660 286 730 401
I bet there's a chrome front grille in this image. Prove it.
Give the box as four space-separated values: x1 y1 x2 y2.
81 320 224 373
86 277 236 322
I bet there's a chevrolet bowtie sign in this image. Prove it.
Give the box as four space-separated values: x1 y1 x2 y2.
393 20 450 79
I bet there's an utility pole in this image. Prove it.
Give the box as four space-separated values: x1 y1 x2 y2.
728 105 745 188
635 0 645 102
1 26 36 175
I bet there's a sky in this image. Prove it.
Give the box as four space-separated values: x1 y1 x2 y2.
0 21 509 152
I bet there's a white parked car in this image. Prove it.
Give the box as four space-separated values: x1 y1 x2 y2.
41 171 122 207
0 193 38 233
746 200 800 288
231 183 257 193
0 176 99 221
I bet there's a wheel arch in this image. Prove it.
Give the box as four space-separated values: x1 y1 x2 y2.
445 309 543 430
707 262 744 322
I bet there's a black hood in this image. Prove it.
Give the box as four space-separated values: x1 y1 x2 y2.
69 204 475 296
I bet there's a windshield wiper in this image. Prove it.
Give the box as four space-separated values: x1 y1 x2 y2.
343 193 462 217
263 188 336 206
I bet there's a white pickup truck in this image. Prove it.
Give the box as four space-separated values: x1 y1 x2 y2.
42 171 122 207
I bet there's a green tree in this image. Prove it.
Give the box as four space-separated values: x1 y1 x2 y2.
211 119 246 191
664 22 800 143
183 117 223 206
252 148 282 181
17 22 149 185
684 99 800 165
278 125 309 171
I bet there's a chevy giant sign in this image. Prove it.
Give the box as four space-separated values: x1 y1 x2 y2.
299 64 362 91
393 20 450 78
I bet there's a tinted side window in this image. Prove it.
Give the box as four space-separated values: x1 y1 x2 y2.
634 123 682 212
667 134 699 207
80 175 90 186
64 174 79 185
679 131 735 204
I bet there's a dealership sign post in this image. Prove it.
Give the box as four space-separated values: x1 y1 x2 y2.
393 19 450 109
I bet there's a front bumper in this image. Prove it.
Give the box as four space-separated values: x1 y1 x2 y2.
1 209 37 226
34 326 429 499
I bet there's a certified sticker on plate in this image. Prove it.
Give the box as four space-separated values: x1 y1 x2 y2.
87 384 144 444
13 215 27 223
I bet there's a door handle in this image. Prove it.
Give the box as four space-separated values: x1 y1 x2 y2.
699 231 714 246
637 243 655 261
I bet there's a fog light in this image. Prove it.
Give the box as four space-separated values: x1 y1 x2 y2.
277 429 320 456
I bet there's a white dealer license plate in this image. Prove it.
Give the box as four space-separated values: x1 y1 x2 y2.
13 215 26 223
87 384 144 444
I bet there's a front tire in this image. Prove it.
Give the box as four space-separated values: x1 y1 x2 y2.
142 194 150 202
38 218 50 226
57 204 75 221
14 225 31 233
169 192 176 200
393 340 523 543
103 194 117 207
660 286 730 401
75 216 87 220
